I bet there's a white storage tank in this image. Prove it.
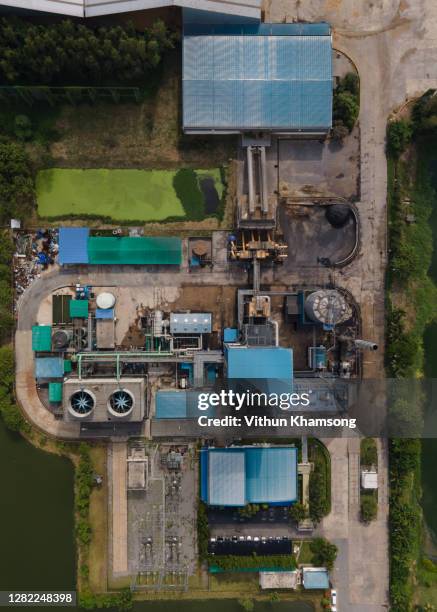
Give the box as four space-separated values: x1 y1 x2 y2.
96 292 116 310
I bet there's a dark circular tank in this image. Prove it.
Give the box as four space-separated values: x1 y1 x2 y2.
326 203 351 228
52 329 70 350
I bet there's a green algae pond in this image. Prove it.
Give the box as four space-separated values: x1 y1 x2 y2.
36 168 223 223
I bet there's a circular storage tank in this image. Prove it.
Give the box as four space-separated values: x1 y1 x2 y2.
304 290 351 326
96 292 116 310
52 329 71 350
68 389 95 419
108 389 134 418
325 203 351 228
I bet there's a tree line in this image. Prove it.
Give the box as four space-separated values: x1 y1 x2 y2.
0 17 175 85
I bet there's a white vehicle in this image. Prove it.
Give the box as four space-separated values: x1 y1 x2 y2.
331 589 337 611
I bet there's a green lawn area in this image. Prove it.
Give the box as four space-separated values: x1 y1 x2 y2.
36 167 223 223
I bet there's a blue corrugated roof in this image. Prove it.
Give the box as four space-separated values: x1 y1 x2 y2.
183 23 332 131
226 346 293 380
208 450 246 506
95 308 114 319
303 569 330 590
246 447 297 504
224 327 238 342
58 227 89 265
155 391 188 419
35 357 64 379
202 446 298 506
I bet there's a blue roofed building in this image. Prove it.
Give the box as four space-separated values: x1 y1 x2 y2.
58 227 89 265
35 357 65 379
201 446 298 506
155 390 190 419
183 22 332 134
226 346 293 380
302 568 330 590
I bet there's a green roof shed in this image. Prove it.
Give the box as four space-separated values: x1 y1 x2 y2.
64 359 72 373
48 382 63 403
32 325 52 351
88 236 182 265
69 299 89 318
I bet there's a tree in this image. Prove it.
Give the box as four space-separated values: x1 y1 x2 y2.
309 538 338 570
237 503 260 518
333 91 359 132
388 397 424 437
76 518 92 545
331 120 349 142
0 142 34 223
0 345 14 388
238 598 254 612
360 494 377 523
309 462 329 523
289 502 308 523
386 120 413 159
0 17 176 86
338 72 359 96
14 115 32 141
0 231 14 266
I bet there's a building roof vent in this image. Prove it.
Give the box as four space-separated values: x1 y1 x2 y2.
68 390 95 418
108 389 134 418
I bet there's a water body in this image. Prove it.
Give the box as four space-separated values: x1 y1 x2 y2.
0 422 76 591
0 420 313 611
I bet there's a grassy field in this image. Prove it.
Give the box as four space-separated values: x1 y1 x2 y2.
87 446 108 593
36 167 223 222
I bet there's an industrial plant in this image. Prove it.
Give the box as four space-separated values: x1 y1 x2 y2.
7 0 385 606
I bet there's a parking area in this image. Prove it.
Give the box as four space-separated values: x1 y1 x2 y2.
209 535 292 555
208 506 297 540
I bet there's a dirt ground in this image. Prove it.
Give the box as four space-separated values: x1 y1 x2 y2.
50 50 236 171
95 284 238 349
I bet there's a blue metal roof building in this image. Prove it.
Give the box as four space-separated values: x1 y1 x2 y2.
302 568 330 590
201 446 298 506
155 390 189 419
226 346 293 380
58 227 89 265
95 308 114 319
35 357 64 379
183 22 332 134
58 228 182 266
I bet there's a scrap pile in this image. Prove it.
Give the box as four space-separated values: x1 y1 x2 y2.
13 229 59 301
